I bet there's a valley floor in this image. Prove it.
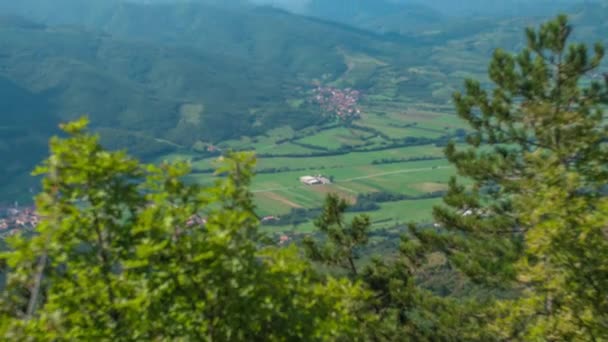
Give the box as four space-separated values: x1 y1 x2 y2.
161 100 467 234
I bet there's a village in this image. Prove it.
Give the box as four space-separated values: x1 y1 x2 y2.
0 204 296 246
312 86 361 122
0 205 40 237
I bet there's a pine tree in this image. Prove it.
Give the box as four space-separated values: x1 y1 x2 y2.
306 194 487 341
303 194 371 278
416 15 608 340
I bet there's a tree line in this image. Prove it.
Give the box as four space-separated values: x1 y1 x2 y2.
262 191 446 227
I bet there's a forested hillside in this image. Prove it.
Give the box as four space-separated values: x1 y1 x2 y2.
0 1 431 201
407 0 585 17
305 0 444 34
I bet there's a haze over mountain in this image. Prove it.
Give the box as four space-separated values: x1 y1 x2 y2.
134 0 591 32
0 0 422 200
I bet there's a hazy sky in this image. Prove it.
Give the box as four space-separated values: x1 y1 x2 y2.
249 0 310 12
247 0 587 16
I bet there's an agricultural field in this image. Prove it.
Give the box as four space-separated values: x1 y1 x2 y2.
185 155 453 232
188 154 453 233
172 96 467 233
148 34 480 234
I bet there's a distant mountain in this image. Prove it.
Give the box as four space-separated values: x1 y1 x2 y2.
0 1 423 63
569 1 608 40
303 0 444 34
0 1 429 201
405 0 587 17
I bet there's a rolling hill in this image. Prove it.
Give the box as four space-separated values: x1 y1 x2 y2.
0 2 433 201
304 0 444 34
0 0 605 209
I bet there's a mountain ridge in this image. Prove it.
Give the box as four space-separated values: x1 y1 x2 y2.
0 4 429 201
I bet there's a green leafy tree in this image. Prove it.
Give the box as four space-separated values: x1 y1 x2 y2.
305 194 485 341
0 118 367 341
303 194 371 278
416 15 608 340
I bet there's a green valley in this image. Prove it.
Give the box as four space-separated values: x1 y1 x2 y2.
0 0 606 228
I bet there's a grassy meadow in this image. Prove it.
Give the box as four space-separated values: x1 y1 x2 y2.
152 35 482 232
172 95 465 233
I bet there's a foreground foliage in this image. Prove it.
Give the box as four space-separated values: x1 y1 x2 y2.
415 15 608 340
0 118 366 341
304 194 490 341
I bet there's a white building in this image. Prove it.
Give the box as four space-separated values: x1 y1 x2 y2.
300 176 322 185
299 175 331 185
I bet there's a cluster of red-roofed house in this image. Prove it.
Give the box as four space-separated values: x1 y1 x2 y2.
0 197 306 251
206 145 219 153
168 214 207 240
312 86 362 122
0 206 298 246
186 214 207 227
0 205 40 237
261 215 279 223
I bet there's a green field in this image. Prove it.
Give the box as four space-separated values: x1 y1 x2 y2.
174 96 466 232
143 23 482 233
263 198 443 234
296 127 374 149
247 159 453 211
186 153 453 228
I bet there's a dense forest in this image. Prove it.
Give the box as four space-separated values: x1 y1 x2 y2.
1 14 607 340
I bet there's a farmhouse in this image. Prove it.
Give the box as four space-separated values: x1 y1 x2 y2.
300 176 321 185
299 175 331 185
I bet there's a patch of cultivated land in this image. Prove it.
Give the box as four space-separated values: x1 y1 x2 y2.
264 198 443 233
189 145 454 226
178 99 467 231
296 127 373 149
